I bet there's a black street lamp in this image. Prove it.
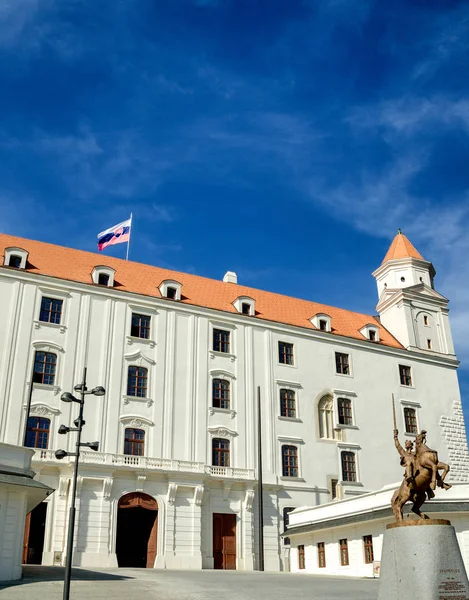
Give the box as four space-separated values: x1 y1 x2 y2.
55 367 105 600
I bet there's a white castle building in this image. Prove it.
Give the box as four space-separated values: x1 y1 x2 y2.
0 230 467 572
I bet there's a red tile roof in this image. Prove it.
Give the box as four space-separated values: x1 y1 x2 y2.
382 231 424 264
0 234 403 349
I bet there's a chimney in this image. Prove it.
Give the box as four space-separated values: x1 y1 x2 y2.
223 271 237 284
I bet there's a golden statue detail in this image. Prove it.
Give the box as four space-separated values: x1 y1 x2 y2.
391 396 451 522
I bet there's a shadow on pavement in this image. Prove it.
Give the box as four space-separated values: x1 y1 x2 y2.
0 565 132 589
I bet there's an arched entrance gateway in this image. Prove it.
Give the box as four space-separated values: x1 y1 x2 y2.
116 493 158 568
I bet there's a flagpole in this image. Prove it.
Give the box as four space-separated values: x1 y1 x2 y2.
126 213 132 261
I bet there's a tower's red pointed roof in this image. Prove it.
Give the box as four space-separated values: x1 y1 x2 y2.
382 230 425 264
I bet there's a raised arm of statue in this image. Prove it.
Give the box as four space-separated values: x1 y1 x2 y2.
394 429 405 458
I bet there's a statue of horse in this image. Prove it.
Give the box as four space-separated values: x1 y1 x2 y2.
414 429 451 491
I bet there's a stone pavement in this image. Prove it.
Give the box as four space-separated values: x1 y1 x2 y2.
0 566 379 600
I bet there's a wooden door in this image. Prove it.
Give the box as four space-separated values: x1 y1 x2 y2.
213 513 236 570
22 513 31 564
146 513 158 568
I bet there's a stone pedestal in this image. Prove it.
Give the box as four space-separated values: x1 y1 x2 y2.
378 519 469 600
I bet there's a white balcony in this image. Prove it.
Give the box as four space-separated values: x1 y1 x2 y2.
32 449 255 480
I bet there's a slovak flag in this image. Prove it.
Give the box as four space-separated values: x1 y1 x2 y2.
97 218 131 251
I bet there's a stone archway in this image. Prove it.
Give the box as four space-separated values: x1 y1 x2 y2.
116 492 158 568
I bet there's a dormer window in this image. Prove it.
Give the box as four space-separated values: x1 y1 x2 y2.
159 280 182 300
360 324 380 342
91 266 115 287
233 296 255 316
4 247 29 270
310 313 331 332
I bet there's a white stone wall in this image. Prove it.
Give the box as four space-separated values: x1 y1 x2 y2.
0 263 467 570
440 399 469 482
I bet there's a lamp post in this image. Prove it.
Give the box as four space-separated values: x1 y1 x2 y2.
55 367 105 600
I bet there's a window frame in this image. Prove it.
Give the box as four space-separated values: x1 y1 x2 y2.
339 539 349 566
318 394 335 440
280 388 296 419
282 506 295 546
25 416 51 449
91 265 115 287
212 437 230 467
341 450 357 483
127 365 148 398
123 427 145 456
212 378 230 410
213 328 231 354
298 545 305 570
39 297 63 325
335 352 351 376
337 397 353 426
317 542 326 568
278 341 294 366
399 364 413 387
4 247 28 269
404 406 418 434
363 535 374 564
33 351 57 386
281 444 299 478
130 312 151 340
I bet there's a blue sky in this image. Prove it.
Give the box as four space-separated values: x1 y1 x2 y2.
2 0 469 411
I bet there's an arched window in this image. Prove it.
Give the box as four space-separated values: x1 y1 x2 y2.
212 438 230 467
318 395 334 439
127 366 148 397
341 451 356 482
25 417 50 449
212 379 230 409
33 351 57 385
282 445 298 477
404 407 417 434
8 255 22 268
124 428 145 456
338 398 352 426
280 389 296 419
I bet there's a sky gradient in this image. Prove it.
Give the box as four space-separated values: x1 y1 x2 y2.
1 1 469 411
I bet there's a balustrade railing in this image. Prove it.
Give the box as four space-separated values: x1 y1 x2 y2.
32 449 254 479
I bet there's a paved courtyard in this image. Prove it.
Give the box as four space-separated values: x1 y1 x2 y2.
0 566 379 600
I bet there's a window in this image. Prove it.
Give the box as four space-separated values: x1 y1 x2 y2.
423 315 428 325
213 329 230 353
212 378 230 409
283 507 295 546
25 417 50 449
280 389 296 418
127 366 148 397
8 255 22 268
404 407 418 434
212 438 230 467
124 428 145 456
242 303 251 315
130 313 151 339
331 478 338 500
369 330 376 341
317 542 326 568
341 451 356 482
98 273 110 286
338 398 352 426
166 286 177 299
339 539 349 566
319 319 327 331
298 545 305 570
318 395 334 439
278 341 294 365
427 339 432 349
399 365 412 386
335 352 350 375
282 445 298 477
39 297 63 325
33 351 57 385
363 535 374 564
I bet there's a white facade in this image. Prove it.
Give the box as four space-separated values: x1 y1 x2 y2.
0 443 52 581
0 232 467 571
287 483 469 578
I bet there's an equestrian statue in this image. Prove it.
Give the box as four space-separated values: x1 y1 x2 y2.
391 395 451 522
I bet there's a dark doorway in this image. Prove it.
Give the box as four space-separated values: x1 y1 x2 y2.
23 502 48 564
213 513 236 570
116 493 158 568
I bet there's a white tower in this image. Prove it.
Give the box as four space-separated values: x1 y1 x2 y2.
372 230 455 355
